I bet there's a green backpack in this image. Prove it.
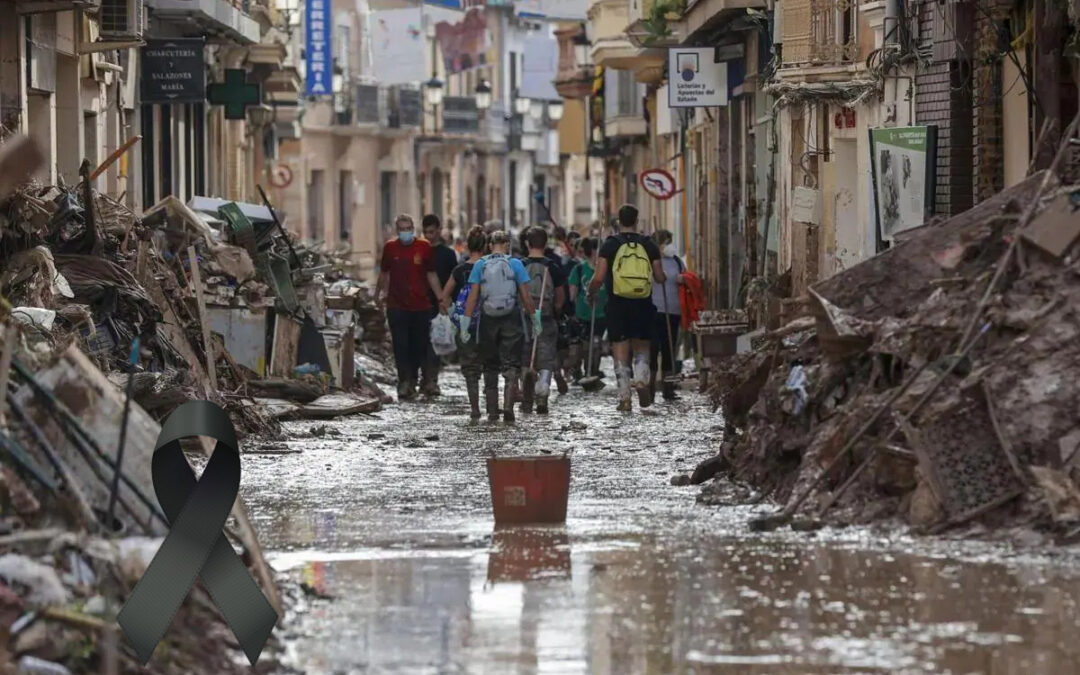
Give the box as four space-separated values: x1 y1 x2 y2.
611 236 652 299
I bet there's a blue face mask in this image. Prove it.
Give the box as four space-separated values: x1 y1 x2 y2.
399 231 415 245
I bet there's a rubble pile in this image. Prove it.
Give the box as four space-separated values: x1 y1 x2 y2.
700 170 1080 538
0 146 392 669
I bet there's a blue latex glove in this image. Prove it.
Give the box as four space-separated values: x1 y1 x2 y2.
532 309 543 337
459 315 472 340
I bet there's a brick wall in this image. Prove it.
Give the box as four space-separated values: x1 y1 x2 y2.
914 0 974 217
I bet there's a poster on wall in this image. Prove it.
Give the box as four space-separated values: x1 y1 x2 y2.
869 125 938 242
435 8 489 74
370 8 426 85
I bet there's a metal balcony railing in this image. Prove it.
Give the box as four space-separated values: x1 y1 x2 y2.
781 0 858 68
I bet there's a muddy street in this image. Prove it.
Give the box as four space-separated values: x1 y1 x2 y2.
241 372 1080 674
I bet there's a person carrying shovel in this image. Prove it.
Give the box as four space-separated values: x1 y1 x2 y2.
568 236 607 384
520 226 566 414
460 230 538 423
648 229 686 403
587 204 665 412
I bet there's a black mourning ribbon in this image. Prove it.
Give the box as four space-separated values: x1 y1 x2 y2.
117 401 278 665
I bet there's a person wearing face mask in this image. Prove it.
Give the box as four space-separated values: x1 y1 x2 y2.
647 229 685 403
376 214 445 401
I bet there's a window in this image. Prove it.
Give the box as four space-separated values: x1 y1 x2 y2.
604 69 643 119
781 0 858 67
308 169 324 241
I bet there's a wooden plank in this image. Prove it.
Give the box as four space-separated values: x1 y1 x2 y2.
268 314 301 377
341 325 355 390
298 393 380 419
140 268 210 397
187 245 217 390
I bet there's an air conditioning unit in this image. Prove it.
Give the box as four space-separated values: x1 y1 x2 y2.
99 0 144 41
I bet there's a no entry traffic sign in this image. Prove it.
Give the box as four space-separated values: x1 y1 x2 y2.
640 168 677 201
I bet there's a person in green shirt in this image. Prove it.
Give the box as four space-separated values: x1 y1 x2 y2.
568 236 607 381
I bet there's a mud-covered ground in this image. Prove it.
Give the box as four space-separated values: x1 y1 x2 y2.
241 367 1080 674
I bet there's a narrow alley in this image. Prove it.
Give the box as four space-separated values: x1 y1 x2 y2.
243 371 1080 674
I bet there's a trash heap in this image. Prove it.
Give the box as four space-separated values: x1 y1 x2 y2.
0 138 388 669
699 169 1080 537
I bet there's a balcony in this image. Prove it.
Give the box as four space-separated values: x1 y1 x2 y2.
780 0 859 70
588 0 637 69
603 68 646 137
554 25 592 100
146 0 260 44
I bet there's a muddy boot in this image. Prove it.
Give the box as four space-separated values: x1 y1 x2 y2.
397 379 416 401
536 370 551 414
484 373 500 422
466 379 482 420
662 380 680 401
503 370 519 423
615 364 632 412
521 372 535 413
555 371 568 394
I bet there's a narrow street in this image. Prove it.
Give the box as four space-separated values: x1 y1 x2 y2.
242 369 1080 674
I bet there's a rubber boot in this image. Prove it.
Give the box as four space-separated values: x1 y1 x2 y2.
536 370 552 414
503 370 519 423
521 372 535 414
484 372 500 422
662 380 680 401
615 364 632 412
555 371 568 394
567 343 583 382
466 378 482 419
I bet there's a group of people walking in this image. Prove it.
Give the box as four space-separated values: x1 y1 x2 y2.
374 204 692 421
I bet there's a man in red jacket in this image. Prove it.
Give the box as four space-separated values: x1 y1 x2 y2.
376 214 445 400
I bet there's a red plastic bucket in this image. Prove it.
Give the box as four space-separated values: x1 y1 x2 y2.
486 455 571 525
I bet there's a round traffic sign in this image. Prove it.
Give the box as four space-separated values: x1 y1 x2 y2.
270 163 293 188
639 168 677 201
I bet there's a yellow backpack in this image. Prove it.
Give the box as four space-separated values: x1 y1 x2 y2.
611 236 652 299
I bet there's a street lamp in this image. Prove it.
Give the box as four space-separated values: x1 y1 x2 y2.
573 26 590 67
548 99 565 121
514 90 531 116
529 99 544 120
425 77 444 106
475 80 492 111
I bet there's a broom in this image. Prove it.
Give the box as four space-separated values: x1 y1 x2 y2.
578 300 605 392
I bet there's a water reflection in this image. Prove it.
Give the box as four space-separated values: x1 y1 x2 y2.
271 532 1080 674
487 527 571 583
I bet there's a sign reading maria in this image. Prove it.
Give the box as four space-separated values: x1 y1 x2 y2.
141 38 206 104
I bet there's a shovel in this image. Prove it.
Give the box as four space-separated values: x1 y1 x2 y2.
578 301 605 392
524 267 550 387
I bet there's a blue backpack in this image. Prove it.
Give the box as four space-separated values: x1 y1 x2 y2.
451 282 471 328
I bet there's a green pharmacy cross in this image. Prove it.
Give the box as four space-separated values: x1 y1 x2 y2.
208 69 261 120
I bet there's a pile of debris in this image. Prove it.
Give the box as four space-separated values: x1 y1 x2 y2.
0 134 392 669
698 167 1080 539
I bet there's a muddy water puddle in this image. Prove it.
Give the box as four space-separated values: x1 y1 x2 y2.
241 373 1080 674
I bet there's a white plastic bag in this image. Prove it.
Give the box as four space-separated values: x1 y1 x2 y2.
430 313 457 356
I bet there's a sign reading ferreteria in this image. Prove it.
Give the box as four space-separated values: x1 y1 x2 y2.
140 38 206 104
667 47 728 108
